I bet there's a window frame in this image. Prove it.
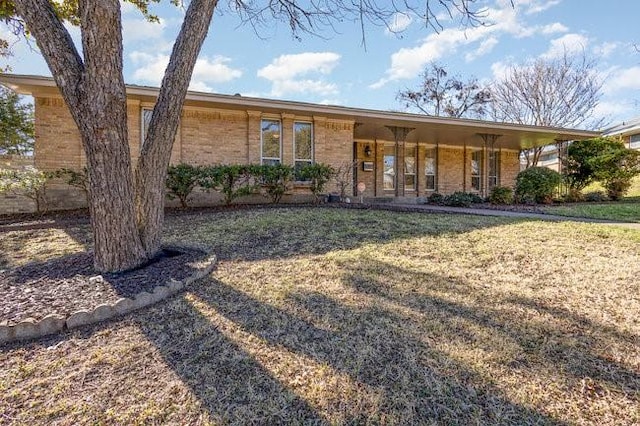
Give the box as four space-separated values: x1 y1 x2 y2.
293 121 314 179
260 118 282 165
140 107 154 148
383 144 396 191
424 146 437 191
404 145 417 191
471 149 483 192
487 147 500 190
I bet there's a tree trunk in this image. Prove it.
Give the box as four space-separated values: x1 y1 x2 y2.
15 0 148 272
134 0 218 257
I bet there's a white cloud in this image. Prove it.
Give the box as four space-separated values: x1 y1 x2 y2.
541 33 588 58
258 52 341 97
593 100 635 123
603 66 640 94
130 52 242 91
540 22 568 35
465 37 499 62
490 60 512 80
386 12 413 34
593 42 619 58
123 17 166 42
523 0 561 15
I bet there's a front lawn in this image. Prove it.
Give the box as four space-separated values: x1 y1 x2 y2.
1 208 639 424
542 202 640 223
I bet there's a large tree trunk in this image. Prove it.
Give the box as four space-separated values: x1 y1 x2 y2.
134 0 218 257
16 0 219 271
15 0 148 272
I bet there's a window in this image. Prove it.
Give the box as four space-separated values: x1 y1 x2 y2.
630 134 640 149
471 150 482 191
404 145 416 191
261 119 281 165
488 148 500 190
425 147 437 191
294 122 313 177
383 145 396 190
141 108 153 147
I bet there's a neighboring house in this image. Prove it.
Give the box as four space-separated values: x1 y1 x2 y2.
603 117 640 150
0 74 598 214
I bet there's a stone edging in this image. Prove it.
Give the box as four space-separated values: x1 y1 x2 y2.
0 246 217 345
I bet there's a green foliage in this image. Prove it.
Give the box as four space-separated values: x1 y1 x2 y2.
297 163 334 204
489 186 513 205
0 85 34 155
256 164 294 204
443 191 482 207
584 190 608 202
427 192 444 204
562 188 584 203
515 167 561 204
0 166 52 212
199 164 258 206
165 164 201 208
565 138 616 191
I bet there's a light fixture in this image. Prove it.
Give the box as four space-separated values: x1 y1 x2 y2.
364 144 372 157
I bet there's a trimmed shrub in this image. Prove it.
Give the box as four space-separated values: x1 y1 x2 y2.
443 191 479 207
515 167 561 204
603 178 633 201
562 188 584 203
297 163 334 204
256 164 294 204
427 192 444 205
584 190 608 202
165 164 201 208
199 164 258 206
489 186 513 205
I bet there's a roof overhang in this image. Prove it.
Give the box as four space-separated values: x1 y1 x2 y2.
1 74 601 150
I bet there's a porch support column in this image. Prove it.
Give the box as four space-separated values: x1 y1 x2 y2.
555 139 570 196
478 133 501 197
385 126 415 197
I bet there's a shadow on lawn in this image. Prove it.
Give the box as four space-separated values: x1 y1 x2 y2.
339 257 640 400
148 278 567 424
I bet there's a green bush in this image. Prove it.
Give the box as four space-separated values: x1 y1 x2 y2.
584 190 608 202
165 164 201 208
489 186 513 205
603 178 633 201
562 188 584 203
199 164 257 206
427 192 444 205
443 191 481 207
297 163 334 204
515 167 561 204
0 166 52 213
256 164 294 204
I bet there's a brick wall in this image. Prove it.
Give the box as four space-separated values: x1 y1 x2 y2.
500 150 520 189
0 155 37 214
438 147 465 194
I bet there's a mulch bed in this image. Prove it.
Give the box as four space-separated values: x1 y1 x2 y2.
0 246 208 326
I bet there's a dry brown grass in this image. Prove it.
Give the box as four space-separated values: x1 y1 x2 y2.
1 207 639 425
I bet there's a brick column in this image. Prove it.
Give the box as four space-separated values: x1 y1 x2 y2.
247 110 261 164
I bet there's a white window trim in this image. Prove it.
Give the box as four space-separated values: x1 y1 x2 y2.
140 107 154 148
261 118 282 165
404 144 417 191
425 145 437 191
471 149 483 192
293 121 314 166
383 143 396 191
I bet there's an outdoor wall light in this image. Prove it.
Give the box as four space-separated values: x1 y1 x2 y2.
364 144 372 157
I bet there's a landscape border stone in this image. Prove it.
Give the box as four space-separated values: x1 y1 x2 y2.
0 245 217 345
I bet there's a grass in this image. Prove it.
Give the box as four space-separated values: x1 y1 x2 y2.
1 207 639 425
542 202 640 223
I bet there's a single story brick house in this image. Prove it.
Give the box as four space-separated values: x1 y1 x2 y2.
0 74 599 213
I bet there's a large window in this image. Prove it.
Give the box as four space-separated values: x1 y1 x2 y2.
294 122 313 176
630 134 640 149
425 147 437 191
141 108 153 147
383 145 396 191
488 148 500 190
471 150 482 191
404 145 416 191
261 119 281 165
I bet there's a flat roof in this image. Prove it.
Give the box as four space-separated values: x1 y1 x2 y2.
1 73 601 150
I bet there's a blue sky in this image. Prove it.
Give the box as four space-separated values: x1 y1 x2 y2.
2 0 640 128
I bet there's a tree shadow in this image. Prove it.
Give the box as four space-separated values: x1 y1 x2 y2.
184 278 567 424
134 293 325 424
339 257 640 400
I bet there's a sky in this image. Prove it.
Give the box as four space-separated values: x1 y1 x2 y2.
2 0 640 129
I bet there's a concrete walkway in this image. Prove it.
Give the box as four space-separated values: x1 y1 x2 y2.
376 202 640 231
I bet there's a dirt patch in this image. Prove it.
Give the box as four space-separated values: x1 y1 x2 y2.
0 246 208 325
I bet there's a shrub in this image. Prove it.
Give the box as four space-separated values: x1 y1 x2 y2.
199 164 257 206
489 186 513 205
603 178 633 201
256 164 294 204
584 190 608 202
0 166 51 213
165 164 201 208
562 188 584 203
427 192 444 205
515 167 561 204
297 163 334 204
333 160 357 201
443 191 479 207
55 167 90 205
